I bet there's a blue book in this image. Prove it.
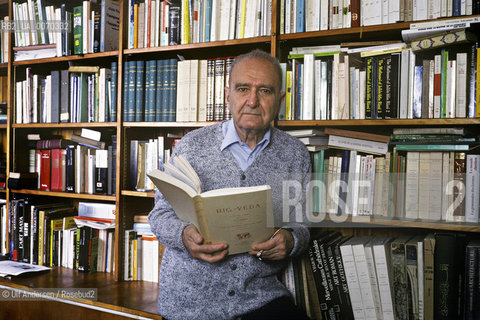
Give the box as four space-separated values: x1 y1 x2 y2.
121 61 127 120
453 0 461 16
127 60 137 122
156 59 166 121
146 60 157 121
135 60 145 122
296 0 305 33
110 61 118 122
205 0 212 42
413 66 422 119
166 58 178 122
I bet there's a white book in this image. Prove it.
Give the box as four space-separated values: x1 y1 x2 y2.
285 0 291 34
441 152 450 221
465 154 480 223
320 0 329 30
210 0 219 41
197 59 208 121
418 152 430 219
407 49 416 119
428 152 443 221
405 152 420 219
389 0 401 23
455 52 467 118
45 75 52 123
446 60 456 118
417 237 424 320
305 0 316 32
416 0 428 20
83 0 90 54
428 59 435 118
314 59 321 120
346 150 358 215
219 0 230 40
302 54 315 120
328 135 389 155
16 81 22 124
176 60 190 121
188 59 200 121
372 237 395 320
244 0 256 38
364 239 383 319
399 49 410 119
228 0 237 39
340 237 367 319
55 8 63 57
352 236 378 319
359 70 366 119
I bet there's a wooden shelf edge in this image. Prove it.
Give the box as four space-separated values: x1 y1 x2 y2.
121 190 155 198
314 215 480 232
12 122 118 128
0 275 162 319
12 51 120 66
124 36 271 54
277 118 480 126
123 121 220 128
10 189 116 201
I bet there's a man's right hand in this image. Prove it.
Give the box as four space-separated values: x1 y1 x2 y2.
182 225 229 263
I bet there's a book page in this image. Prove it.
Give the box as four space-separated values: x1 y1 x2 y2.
164 162 200 193
172 155 202 193
147 169 200 227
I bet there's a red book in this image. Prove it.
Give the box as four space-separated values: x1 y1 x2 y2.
50 149 66 191
40 149 51 191
351 0 360 27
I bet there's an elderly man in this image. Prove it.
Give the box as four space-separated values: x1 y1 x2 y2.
148 49 311 319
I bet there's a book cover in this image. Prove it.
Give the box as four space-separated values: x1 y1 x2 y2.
147 155 275 255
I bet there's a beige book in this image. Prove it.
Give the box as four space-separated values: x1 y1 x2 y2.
147 155 274 255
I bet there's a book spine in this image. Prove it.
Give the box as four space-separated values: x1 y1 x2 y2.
135 60 145 122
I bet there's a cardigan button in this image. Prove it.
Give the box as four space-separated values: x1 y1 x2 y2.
230 264 237 271
228 290 235 297
240 174 246 180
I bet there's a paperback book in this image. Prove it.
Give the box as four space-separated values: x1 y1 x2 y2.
147 155 275 255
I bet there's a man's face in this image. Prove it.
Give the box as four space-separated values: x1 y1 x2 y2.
225 57 285 133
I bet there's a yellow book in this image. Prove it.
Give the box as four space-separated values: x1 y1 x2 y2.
134 3 139 49
182 0 190 44
239 0 247 39
132 238 138 280
285 70 292 120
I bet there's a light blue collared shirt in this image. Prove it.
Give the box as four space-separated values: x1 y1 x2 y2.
220 119 271 171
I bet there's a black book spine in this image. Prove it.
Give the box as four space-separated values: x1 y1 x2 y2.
65 145 76 192
434 233 458 320
463 241 479 320
32 208 39 265
168 4 181 45
17 200 24 262
22 198 31 263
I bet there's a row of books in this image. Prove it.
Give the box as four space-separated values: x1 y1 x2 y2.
286 231 480 320
280 0 480 34
281 35 479 121
6 199 116 273
122 57 234 122
25 134 117 195
0 16 9 63
12 0 120 59
127 0 272 49
129 135 179 191
292 127 480 223
15 64 118 124
124 215 165 282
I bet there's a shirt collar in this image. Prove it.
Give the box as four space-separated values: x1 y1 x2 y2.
221 119 271 151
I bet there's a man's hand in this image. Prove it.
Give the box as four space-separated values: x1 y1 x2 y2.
249 229 294 261
182 225 228 263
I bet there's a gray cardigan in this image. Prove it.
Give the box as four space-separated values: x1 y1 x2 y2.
148 122 311 320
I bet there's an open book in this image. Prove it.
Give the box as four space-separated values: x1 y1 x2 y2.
147 155 275 255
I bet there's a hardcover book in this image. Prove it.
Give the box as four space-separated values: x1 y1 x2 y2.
147 155 275 255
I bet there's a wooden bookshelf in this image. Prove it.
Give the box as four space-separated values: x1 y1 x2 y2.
0 267 162 319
